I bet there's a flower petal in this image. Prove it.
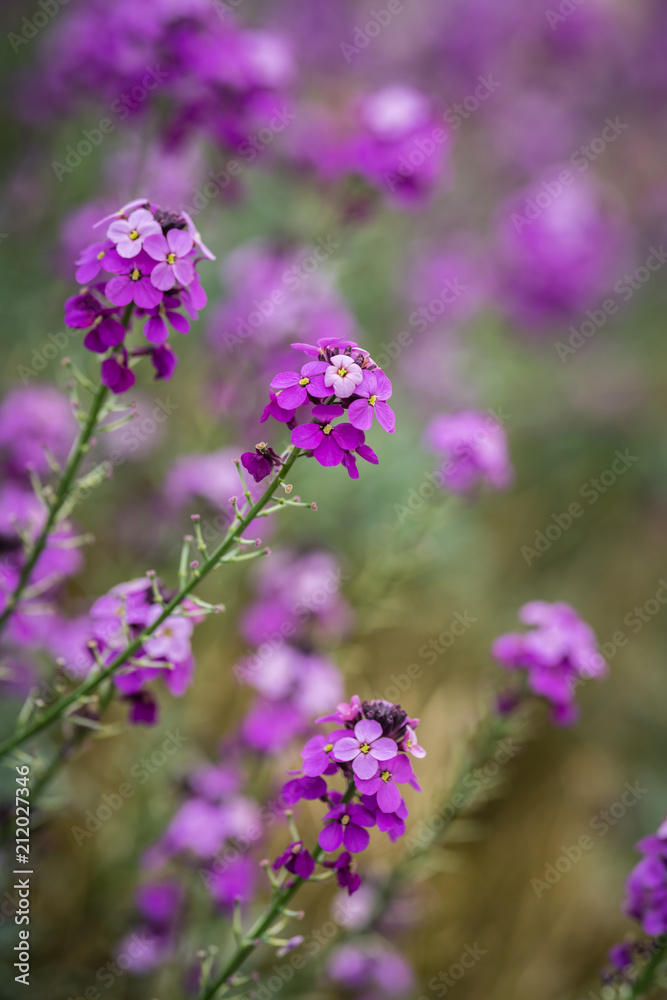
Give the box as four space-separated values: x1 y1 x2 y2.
376 781 402 813
291 424 322 450
343 824 369 853
318 822 344 852
348 398 374 431
331 737 360 762
352 753 379 780
369 737 398 760
354 719 383 743
375 400 395 433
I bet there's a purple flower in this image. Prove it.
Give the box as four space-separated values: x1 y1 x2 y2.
144 229 195 291
324 354 364 398
75 240 114 283
107 207 162 259
348 371 395 433
152 344 178 380
143 297 191 345
323 851 361 895
143 606 193 663
270 361 330 409
319 802 375 853
105 251 163 310
332 718 398 780
354 754 414 812
291 410 364 468
492 601 606 724
94 198 150 231
273 840 315 880
282 774 327 805
623 822 667 936
101 352 135 394
301 730 348 777
261 391 297 425
64 292 105 329
83 317 126 353
401 724 426 759
425 410 513 494
241 443 282 483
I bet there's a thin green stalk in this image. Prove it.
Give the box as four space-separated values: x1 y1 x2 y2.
0 447 302 760
0 301 137 637
197 784 355 1000
0 380 109 634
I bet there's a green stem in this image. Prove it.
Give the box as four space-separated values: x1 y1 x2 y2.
0 448 302 760
198 784 355 1000
629 937 667 998
0 380 109 635
0 301 137 638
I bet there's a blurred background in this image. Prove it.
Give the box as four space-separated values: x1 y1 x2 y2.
1 0 667 998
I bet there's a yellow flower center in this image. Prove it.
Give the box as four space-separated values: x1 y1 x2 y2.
324 743 334 752
369 394 377 406
130 268 141 281
359 743 371 754
323 424 333 435
97 250 106 260
380 770 391 782
337 366 348 377
129 230 140 241
299 377 309 386
166 252 177 264
341 815 350 826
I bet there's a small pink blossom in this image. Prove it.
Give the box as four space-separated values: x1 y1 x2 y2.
107 208 162 259
324 354 364 398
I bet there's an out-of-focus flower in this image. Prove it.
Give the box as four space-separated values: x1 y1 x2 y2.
424 410 513 494
492 601 606 724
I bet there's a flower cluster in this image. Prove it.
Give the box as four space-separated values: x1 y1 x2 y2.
236 549 348 754
274 697 425 895
58 577 205 724
492 601 606 725
64 199 213 393
257 337 395 481
424 410 513 495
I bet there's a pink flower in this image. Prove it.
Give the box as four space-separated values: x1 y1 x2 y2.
270 361 330 409
144 229 195 291
332 718 398 779
143 606 194 663
93 198 150 230
324 354 364 398
107 208 162 259
348 371 395 432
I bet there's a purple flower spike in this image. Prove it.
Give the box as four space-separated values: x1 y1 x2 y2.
332 719 398 780
273 841 315 880
319 802 375 853
144 229 195 291
354 754 414 812
348 371 395 433
107 207 162 259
